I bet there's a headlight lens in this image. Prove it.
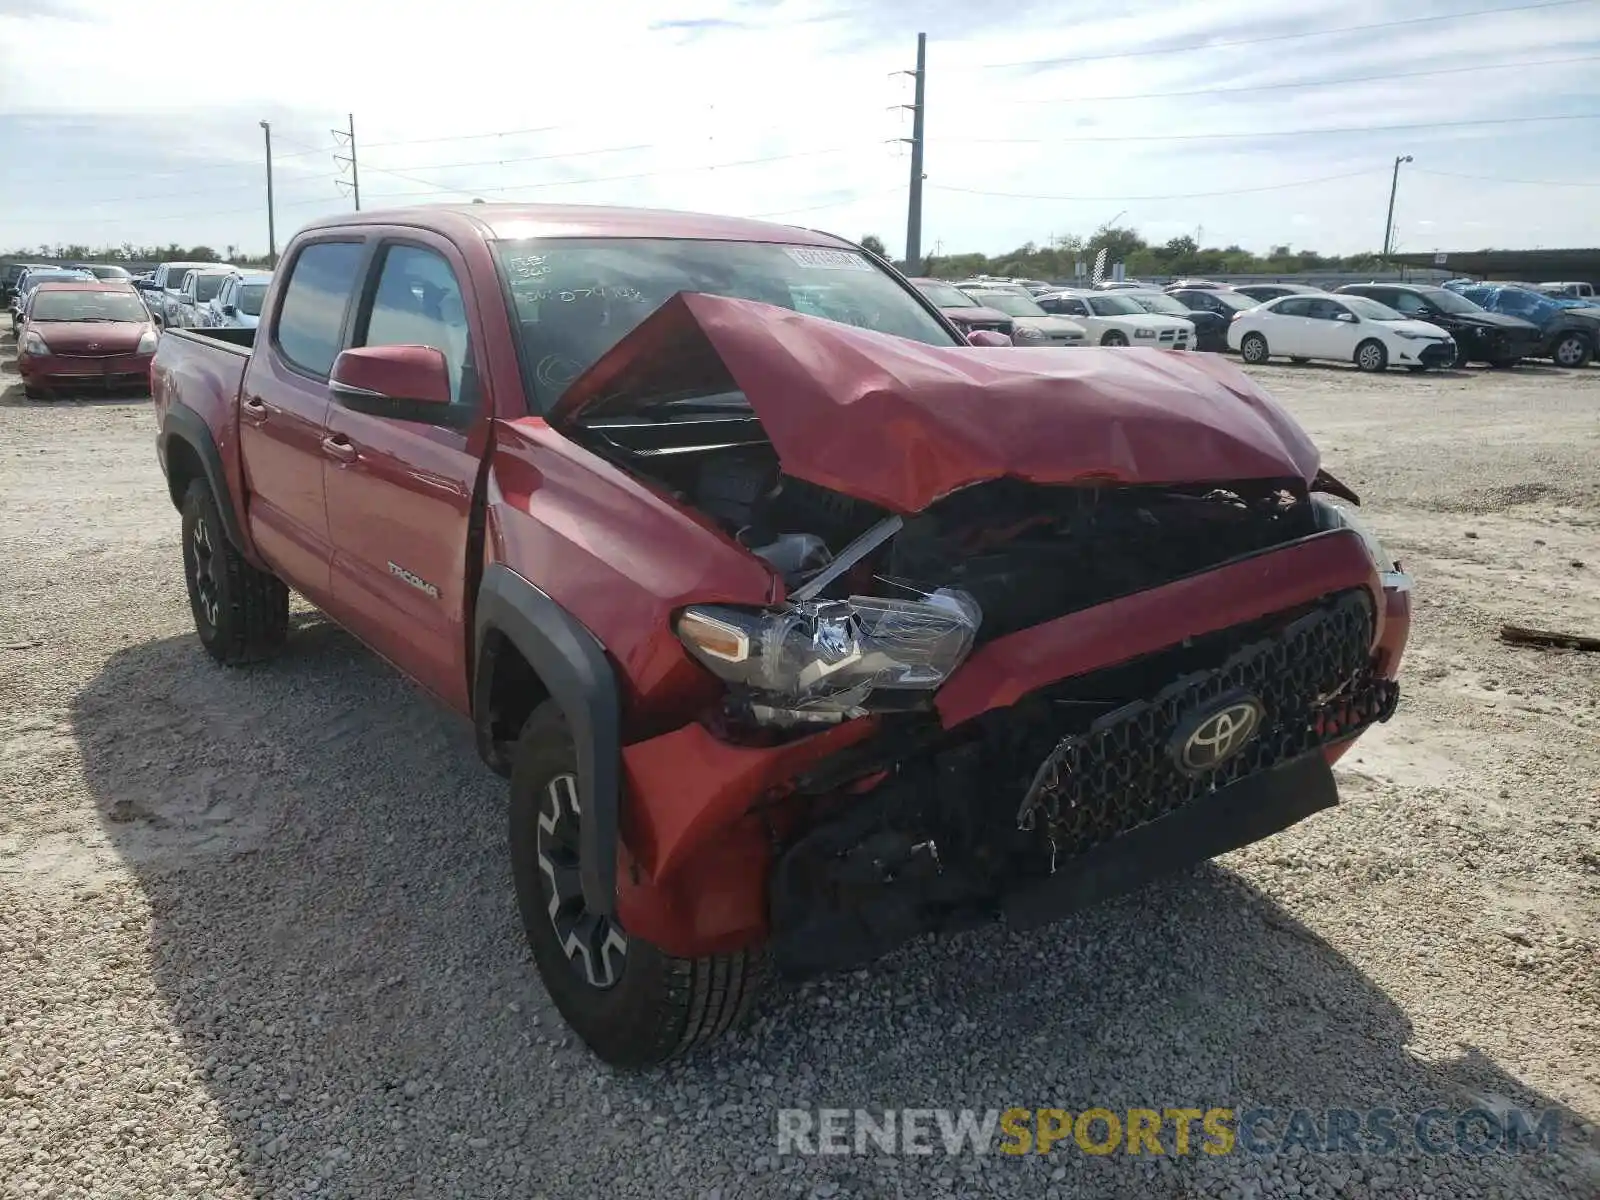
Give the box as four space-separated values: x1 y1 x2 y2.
1133 327 1156 338
21 331 48 356
137 328 158 354
1014 325 1044 339
677 589 982 718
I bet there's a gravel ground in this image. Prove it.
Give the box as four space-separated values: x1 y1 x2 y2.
2 343 1597 1200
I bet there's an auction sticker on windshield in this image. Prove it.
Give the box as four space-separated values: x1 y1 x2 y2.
784 247 874 272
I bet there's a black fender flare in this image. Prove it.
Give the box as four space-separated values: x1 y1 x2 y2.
160 403 249 552
475 563 621 917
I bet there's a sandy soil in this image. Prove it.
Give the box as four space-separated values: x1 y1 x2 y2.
1 343 1596 1199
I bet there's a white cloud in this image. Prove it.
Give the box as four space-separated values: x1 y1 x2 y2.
1 0 1597 256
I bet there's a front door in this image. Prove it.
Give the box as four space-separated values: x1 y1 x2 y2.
238 238 368 602
1304 298 1361 359
321 235 489 712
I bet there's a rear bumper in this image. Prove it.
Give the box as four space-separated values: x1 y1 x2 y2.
616 529 1408 959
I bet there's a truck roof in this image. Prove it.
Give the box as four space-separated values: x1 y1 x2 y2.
298 202 854 249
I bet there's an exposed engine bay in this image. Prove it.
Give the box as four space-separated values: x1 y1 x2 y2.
578 396 1334 725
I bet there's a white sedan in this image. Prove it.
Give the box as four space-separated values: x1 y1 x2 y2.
1034 289 1194 349
1229 294 1456 372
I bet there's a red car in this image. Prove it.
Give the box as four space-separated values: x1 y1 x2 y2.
150 204 1410 1067
17 281 157 399
908 276 1015 341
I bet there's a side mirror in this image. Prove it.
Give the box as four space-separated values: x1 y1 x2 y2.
1337 312 1358 323
967 329 1013 347
330 344 453 416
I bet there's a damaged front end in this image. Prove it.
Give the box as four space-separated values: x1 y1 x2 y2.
552 294 1408 973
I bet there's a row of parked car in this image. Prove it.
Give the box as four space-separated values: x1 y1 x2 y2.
909 273 1599 372
2 259 273 399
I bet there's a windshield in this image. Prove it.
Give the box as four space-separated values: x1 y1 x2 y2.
238 283 269 315
85 265 132 280
1086 295 1146 316
969 291 1047 317
1205 292 1256 311
29 290 150 322
1125 293 1191 317
492 238 955 411
915 282 977 308
1417 288 1482 316
1343 295 1404 321
194 274 228 302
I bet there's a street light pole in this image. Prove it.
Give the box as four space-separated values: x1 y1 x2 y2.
1382 154 1412 261
259 120 277 266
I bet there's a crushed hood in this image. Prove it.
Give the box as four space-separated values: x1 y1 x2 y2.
548 292 1321 514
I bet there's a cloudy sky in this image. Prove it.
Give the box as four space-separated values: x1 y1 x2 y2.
2 0 1597 259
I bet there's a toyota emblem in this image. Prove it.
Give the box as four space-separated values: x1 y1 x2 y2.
1173 693 1265 774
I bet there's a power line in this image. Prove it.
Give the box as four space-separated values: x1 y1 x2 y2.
368 143 657 174
749 185 905 219
940 112 1600 145
360 124 563 150
1412 167 1600 187
5 144 338 188
961 0 1594 72
989 53 1600 106
929 168 1388 203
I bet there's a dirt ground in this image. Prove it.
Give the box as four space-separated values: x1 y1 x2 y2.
1 342 1597 1200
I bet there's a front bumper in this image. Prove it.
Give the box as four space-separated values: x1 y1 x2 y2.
615 528 1407 959
19 351 153 391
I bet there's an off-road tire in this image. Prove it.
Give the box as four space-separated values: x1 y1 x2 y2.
509 702 766 1068
1551 331 1592 369
1355 339 1388 373
1239 333 1269 364
180 478 288 665
1100 330 1129 347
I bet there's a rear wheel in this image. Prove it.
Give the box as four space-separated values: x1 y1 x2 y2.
1551 331 1592 369
510 703 766 1068
1355 339 1388 373
1239 333 1269 364
180 478 288 665
23 384 48 400
1100 330 1129 347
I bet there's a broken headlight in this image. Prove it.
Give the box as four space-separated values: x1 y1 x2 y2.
676 590 982 720
1311 495 1409 591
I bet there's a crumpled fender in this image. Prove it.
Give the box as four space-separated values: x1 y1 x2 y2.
549 292 1322 512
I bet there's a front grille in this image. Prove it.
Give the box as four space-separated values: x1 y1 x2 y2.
1013 589 1396 857
1419 342 1456 366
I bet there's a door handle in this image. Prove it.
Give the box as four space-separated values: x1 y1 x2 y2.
321 434 359 464
241 395 268 422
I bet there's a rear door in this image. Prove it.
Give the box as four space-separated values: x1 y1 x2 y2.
238 237 369 603
1265 297 1314 354
320 232 490 711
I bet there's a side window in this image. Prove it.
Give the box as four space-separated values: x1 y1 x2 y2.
1064 299 1089 316
274 241 366 378
1275 298 1312 317
1390 292 1427 315
1311 299 1351 321
358 244 474 406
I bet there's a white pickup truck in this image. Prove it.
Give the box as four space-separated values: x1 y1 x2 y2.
146 261 231 327
167 269 235 329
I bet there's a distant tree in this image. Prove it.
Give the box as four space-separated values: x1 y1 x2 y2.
184 246 219 262
859 234 887 257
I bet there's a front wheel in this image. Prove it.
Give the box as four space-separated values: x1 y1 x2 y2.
180 478 288 665
510 703 766 1068
1551 331 1593 369
1100 330 1129 347
1239 332 1269 364
1355 339 1388 372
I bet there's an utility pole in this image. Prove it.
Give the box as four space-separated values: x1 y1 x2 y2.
259 120 276 265
893 33 927 270
1382 154 1412 261
333 113 361 211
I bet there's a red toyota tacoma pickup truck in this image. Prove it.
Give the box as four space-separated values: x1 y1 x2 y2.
151 204 1411 1067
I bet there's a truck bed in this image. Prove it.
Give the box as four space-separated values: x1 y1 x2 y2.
166 325 256 353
